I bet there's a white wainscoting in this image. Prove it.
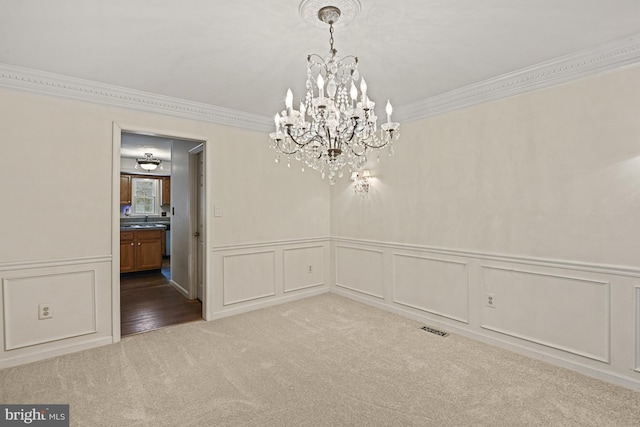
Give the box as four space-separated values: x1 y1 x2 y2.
283 245 325 293
0 256 112 369
335 245 385 299
223 250 276 306
3 270 97 350
330 237 640 390
481 265 610 362
393 253 469 323
212 238 330 318
636 286 640 372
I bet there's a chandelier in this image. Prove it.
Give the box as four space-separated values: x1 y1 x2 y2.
135 153 162 171
269 3 400 184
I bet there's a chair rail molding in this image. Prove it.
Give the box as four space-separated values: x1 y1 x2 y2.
331 236 640 278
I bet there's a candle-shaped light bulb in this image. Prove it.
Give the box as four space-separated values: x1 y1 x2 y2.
299 101 306 122
360 78 367 102
350 82 358 100
317 74 324 99
350 82 358 109
386 100 393 123
285 89 293 117
274 113 280 131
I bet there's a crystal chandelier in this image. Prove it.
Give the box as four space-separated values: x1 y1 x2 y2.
269 4 400 184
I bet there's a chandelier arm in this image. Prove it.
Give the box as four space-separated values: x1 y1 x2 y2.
343 141 367 157
307 54 329 69
325 126 333 149
360 136 392 150
274 139 301 156
343 118 358 143
307 54 326 65
277 128 327 155
339 55 358 63
308 59 331 81
286 126 320 149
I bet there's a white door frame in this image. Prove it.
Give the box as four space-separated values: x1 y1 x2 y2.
188 144 205 301
111 122 210 343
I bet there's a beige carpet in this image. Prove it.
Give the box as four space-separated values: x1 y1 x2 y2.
2 293 640 426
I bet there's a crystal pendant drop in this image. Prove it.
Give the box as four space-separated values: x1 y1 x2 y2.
327 78 337 98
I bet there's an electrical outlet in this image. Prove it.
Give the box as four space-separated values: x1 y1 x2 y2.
307 265 313 273
39 304 53 320
486 293 496 309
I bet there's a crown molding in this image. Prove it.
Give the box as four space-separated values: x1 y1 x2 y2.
1 33 639 130
0 63 273 132
397 32 640 122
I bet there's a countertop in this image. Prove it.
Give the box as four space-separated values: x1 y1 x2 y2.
120 223 167 231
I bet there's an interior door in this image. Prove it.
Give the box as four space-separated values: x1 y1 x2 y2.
196 151 205 301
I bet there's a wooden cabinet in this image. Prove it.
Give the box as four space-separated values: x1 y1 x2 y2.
162 176 171 206
120 231 136 272
120 229 164 273
120 174 132 205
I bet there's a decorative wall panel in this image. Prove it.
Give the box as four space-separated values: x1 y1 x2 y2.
481 265 610 362
393 253 469 323
283 246 324 293
336 246 384 299
3 270 97 350
222 251 276 305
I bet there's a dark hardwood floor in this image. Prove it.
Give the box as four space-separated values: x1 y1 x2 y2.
120 259 202 337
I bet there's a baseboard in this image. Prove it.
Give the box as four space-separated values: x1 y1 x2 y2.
0 337 113 370
169 280 189 298
211 287 330 321
330 287 640 392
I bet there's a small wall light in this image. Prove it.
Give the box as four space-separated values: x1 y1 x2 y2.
351 169 371 194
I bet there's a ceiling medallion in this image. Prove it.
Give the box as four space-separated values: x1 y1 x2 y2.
270 1 400 184
299 0 361 29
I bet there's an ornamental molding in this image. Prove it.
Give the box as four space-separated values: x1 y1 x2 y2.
0 64 273 132
0 32 639 129
398 32 640 122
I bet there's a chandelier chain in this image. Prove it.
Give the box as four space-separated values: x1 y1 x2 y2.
329 24 335 54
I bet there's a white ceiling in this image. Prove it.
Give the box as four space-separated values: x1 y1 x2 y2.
121 133 173 161
1 0 639 121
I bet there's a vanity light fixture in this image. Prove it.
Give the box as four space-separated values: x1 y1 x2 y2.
135 153 162 171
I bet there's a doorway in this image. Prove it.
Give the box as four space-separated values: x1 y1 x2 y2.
112 124 208 340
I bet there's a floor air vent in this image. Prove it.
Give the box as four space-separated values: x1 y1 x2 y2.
420 326 449 337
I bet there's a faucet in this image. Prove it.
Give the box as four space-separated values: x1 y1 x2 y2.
145 215 149 222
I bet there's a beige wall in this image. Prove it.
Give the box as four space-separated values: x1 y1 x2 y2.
332 65 640 267
0 88 330 367
0 89 330 261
